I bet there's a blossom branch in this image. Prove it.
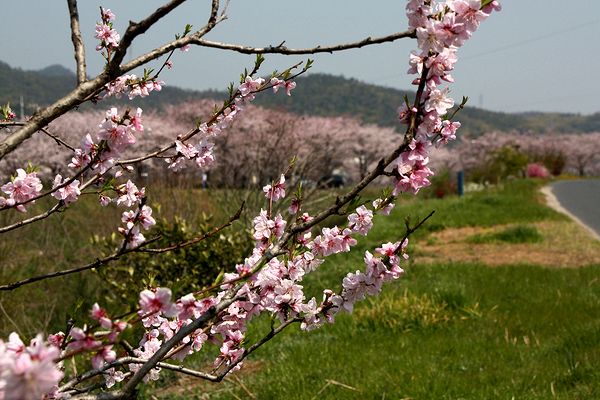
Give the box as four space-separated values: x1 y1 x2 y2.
212 317 301 381
0 0 221 161
67 0 87 84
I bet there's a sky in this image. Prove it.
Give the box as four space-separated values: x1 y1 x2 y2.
2 1 600 115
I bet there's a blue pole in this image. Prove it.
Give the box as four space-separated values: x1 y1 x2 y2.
457 170 464 196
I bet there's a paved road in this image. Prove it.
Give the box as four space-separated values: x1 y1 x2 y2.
550 179 600 237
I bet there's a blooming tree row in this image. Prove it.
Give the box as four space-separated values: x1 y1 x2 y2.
0 0 499 398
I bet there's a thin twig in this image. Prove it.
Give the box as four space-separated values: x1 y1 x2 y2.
40 127 77 151
0 202 63 234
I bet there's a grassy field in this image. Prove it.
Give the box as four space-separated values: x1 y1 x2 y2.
148 180 600 400
2 179 600 399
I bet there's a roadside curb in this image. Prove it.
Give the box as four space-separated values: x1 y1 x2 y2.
541 185 600 241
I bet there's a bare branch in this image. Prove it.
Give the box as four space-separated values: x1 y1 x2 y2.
67 0 87 84
107 0 189 71
40 127 77 151
0 202 63 234
191 29 416 55
0 236 160 291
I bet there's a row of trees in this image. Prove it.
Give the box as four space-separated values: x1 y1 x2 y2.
1 100 399 188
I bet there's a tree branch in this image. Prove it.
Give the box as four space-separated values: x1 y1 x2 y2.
0 0 220 162
0 236 160 291
191 29 416 55
67 0 87 84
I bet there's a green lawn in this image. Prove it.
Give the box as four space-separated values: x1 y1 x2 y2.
150 180 600 399
2 179 600 399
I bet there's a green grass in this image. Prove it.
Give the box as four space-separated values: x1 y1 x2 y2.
148 179 600 399
467 224 544 244
3 179 600 399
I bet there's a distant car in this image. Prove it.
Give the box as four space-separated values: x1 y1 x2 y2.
318 174 345 188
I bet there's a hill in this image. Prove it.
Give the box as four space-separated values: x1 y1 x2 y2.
254 74 600 135
1 60 599 135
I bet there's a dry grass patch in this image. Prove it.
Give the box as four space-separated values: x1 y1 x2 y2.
416 220 600 267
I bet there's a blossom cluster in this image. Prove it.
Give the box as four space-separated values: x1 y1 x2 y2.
0 168 43 212
395 0 500 195
102 74 165 101
0 333 63 399
69 107 144 174
95 7 119 53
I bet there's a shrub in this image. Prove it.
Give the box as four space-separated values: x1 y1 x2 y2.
95 213 253 309
526 163 550 179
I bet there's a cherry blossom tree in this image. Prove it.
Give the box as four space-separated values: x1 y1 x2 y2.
0 0 500 398
457 131 600 181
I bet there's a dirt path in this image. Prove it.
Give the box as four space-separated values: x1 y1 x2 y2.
416 220 600 268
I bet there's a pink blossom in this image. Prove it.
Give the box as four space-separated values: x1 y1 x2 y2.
372 198 394 215
51 174 81 204
424 87 454 115
68 327 101 351
176 140 198 159
99 194 112 206
194 140 215 168
0 333 63 400
119 225 146 249
130 107 144 132
416 19 448 54
252 209 275 241
116 180 144 207
288 197 301 214
347 205 374 235
239 76 265 99
91 303 113 329
91 345 116 369
263 174 286 201
439 120 461 145
139 287 178 318
271 79 296 96
95 23 120 50
1 168 43 212
104 368 126 388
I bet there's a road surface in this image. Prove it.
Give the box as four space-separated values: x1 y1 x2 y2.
547 179 600 239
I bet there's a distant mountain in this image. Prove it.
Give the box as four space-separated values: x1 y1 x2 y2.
0 61 221 115
254 74 600 136
1 60 599 135
37 64 76 78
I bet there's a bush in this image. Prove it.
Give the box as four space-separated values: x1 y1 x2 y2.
469 145 529 184
95 213 253 309
526 163 550 178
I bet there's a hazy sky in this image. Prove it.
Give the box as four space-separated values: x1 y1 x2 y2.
2 1 600 114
